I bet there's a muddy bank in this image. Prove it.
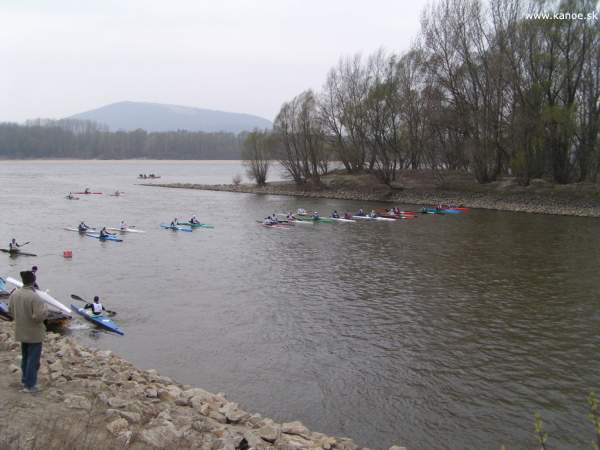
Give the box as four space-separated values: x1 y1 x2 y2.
141 180 600 218
0 320 405 450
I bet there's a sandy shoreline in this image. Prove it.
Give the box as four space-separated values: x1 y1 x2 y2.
140 182 600 218
0 320 405 450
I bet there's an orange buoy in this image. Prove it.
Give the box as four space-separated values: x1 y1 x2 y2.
63 250 73 258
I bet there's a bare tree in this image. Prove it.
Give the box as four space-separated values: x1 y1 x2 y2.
242 129 273 186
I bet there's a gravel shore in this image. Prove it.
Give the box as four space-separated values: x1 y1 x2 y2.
0 320 405 450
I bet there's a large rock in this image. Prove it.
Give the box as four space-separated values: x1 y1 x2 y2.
220 402 249 424
182 387 213 401
107 397 129 409
64 394 92 410
257 424 280 443
139 421 182 448
106 418 128 435
281 421 311 439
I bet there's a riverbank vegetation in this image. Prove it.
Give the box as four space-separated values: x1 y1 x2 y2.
245 0 600 189
0 119 244 159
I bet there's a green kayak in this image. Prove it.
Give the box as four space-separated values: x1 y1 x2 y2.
177 222 214 229
295 215 335 224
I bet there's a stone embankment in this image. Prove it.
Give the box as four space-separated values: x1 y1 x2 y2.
0 320 405 450
142 182 600 218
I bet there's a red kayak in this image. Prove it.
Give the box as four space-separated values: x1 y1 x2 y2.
74 192 103 195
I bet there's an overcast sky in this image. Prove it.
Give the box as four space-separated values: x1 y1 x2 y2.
1 0 428 123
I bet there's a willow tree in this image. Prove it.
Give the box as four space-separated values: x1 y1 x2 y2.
242 129 273 186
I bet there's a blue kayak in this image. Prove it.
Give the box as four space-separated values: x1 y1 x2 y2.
0 302 10 320
160 224 192 232
422 208 464 215
86 233 123 242
71 304 124 335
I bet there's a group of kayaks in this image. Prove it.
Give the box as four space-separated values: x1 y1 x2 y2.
260 206 468 228
160 217 215 232
66 188 124 200
0 277 123 335
64 223 146 243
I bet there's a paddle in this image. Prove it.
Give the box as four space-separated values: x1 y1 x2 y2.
20 241 31 247
70 294 117 316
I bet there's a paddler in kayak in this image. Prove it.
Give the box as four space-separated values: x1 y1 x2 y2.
9 238 22 253
369 210 377 218
344 212 353 220
357 208 365 216
297 208 306 215
190 215 200 225
331 210 340 218
78 221 90 233
263 216 276 225
31 266 39 290
170 218 178 229
113 190 121 196
119 220 128 231
84 296 106 316
312 211 320 220
84 188 91 194
66 192 75 199
99 227 115 239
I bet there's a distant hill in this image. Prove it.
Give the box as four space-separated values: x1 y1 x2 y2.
68 101 272 133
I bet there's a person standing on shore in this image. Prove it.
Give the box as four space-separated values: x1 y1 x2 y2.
8 271 48 393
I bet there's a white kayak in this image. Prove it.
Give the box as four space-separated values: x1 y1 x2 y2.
6 277 72 315
107 227 146 233
64 227 95 233
330 217 356 223
352 215 395 221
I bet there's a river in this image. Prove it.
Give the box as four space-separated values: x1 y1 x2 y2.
1 160 599 449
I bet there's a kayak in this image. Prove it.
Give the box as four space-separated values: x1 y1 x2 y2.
330 217 356 223
177 222 215 229
256 220 293 226
107 227 146 233
160 224 193 232
421 208 463 215
71 304 124 335
74 192 102 195
65 196 80 200
65 227 89 233
376 208 417 215
351 215 396 221
260 223 291 229
6 277 72 315
85 233 123 242
0 302 10 320
1 249 37 257
295 215 336 224
376 213 417 220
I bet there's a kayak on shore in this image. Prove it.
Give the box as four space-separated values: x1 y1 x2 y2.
6 277 72 315
71 304 124 335
160 224 193 232
85 233 123 242
1 249 37 257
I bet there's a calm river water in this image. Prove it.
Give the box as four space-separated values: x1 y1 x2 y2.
1 160 599 449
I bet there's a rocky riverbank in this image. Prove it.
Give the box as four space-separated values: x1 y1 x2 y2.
141 178 600 218
0 320 405 450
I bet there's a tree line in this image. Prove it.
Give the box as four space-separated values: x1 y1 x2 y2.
245 0 600 186
0 119 244 159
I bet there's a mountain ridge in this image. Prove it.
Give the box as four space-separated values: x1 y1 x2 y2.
68 101 272 134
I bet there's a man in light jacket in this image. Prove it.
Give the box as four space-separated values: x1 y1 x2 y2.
8 271 48 393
